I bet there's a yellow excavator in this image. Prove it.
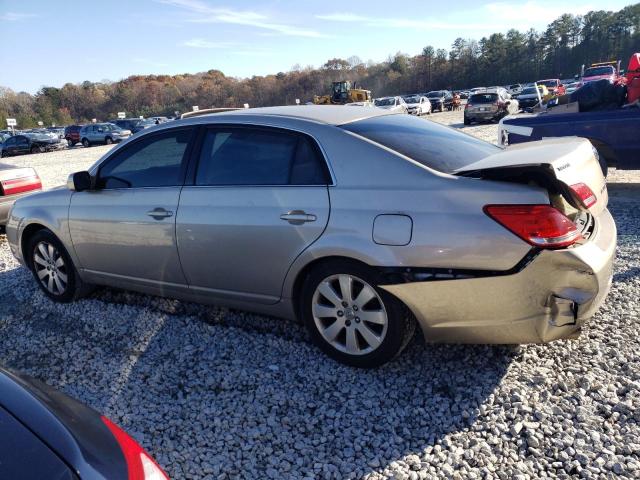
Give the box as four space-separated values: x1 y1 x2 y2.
313 80 372 105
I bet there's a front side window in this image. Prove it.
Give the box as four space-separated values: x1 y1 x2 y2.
196 128 329 186
98 128 193 189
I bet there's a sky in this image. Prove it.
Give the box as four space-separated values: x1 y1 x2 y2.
0 0 634 93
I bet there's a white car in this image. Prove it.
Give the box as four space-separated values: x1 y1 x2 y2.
402 95 432 116
374 96 408 113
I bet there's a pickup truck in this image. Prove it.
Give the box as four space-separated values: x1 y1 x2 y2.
498 107 640 175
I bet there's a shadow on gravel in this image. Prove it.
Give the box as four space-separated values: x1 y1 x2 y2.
0 261 516 479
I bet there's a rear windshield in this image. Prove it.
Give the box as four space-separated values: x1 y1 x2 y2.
341 114 499 174
470 93 498 103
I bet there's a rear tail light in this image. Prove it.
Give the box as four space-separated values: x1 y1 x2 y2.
570 183 597 208
0 175 42 196
102 416 169 480
465 103 472 109
484 204 581 249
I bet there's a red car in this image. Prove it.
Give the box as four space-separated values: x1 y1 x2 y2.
0 164 42 225
64 124 83 146
536 78 566 96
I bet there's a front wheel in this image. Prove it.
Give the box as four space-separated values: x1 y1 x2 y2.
301 260 415 368
26 229 92 302
105 137 113 145
82 138 90 148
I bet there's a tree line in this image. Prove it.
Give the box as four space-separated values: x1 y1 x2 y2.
1 4 638 128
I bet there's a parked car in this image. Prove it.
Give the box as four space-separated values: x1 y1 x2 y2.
564 82 582 94
7 106 615 368
64 125 83 146
517 85 550 111
46 126 65 139
506 84 523 96
581 63 621 85
111 118 143 133
0 366 168 479
536 79 566 96
402 94 432 115
0 133 65 157
498 106 640 175
80 123 131 147
464 89 518 124
425 90 453 112
132 118 158 133
0 163 41 225
374 96 408 113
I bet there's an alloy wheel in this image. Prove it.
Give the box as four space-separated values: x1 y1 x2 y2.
312 274 388 355
33 241 68 295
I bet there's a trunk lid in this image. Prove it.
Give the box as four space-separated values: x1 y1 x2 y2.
454 137 607 216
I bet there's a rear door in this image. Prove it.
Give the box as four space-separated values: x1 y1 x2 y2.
177 125 331 303
69 127 195 287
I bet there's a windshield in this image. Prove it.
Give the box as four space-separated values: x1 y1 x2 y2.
470 93 498 104
584 66 615 77
402 95 420 103
374 98 395 106
341 114 499 174
521 87 541 95
426 91 442 98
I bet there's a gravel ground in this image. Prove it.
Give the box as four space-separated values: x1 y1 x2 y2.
0 114 639 479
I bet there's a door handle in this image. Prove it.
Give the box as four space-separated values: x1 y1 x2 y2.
280 210 317 225
146 208 173 220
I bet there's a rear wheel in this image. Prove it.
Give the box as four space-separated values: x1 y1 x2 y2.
301 260 415 368
26 229 92 302
464 117 471 125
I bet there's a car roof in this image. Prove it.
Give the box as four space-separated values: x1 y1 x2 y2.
188 105 393 126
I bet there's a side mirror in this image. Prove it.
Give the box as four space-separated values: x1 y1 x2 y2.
68 171 92 192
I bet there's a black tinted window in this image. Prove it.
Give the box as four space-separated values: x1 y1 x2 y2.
196 128 328 186
99 129 193 189
470 93 498 103
341 114 499 173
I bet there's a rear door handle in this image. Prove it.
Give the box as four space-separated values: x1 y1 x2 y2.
280 210 317 225
146 208 173 220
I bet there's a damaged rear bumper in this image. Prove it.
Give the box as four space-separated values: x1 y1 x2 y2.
380 209 616 344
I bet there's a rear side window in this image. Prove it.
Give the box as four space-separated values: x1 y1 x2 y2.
98 128 193 189
341 114 499 173
196 128 329 186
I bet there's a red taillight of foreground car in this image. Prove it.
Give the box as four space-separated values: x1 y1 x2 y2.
484 204 581 249
0 175 42 196
101 416 169 480
465 103 472 109
570 182 597 208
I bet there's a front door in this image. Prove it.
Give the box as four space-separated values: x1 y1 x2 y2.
69 127 195 290
177 126 331 303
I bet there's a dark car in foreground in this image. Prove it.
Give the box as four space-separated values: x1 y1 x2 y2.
0 133 65 157
0 367 168 479
0 163 42 225
65 125 84 146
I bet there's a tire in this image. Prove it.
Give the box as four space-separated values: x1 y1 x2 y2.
82 138 90 148
464 117 471 125
67 139 75 147
26 229 92 302
38 145 46 153
30 146 38 154
105 137 113 145
300 259 415 368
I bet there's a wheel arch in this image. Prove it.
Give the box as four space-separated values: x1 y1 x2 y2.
20 223 50 268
